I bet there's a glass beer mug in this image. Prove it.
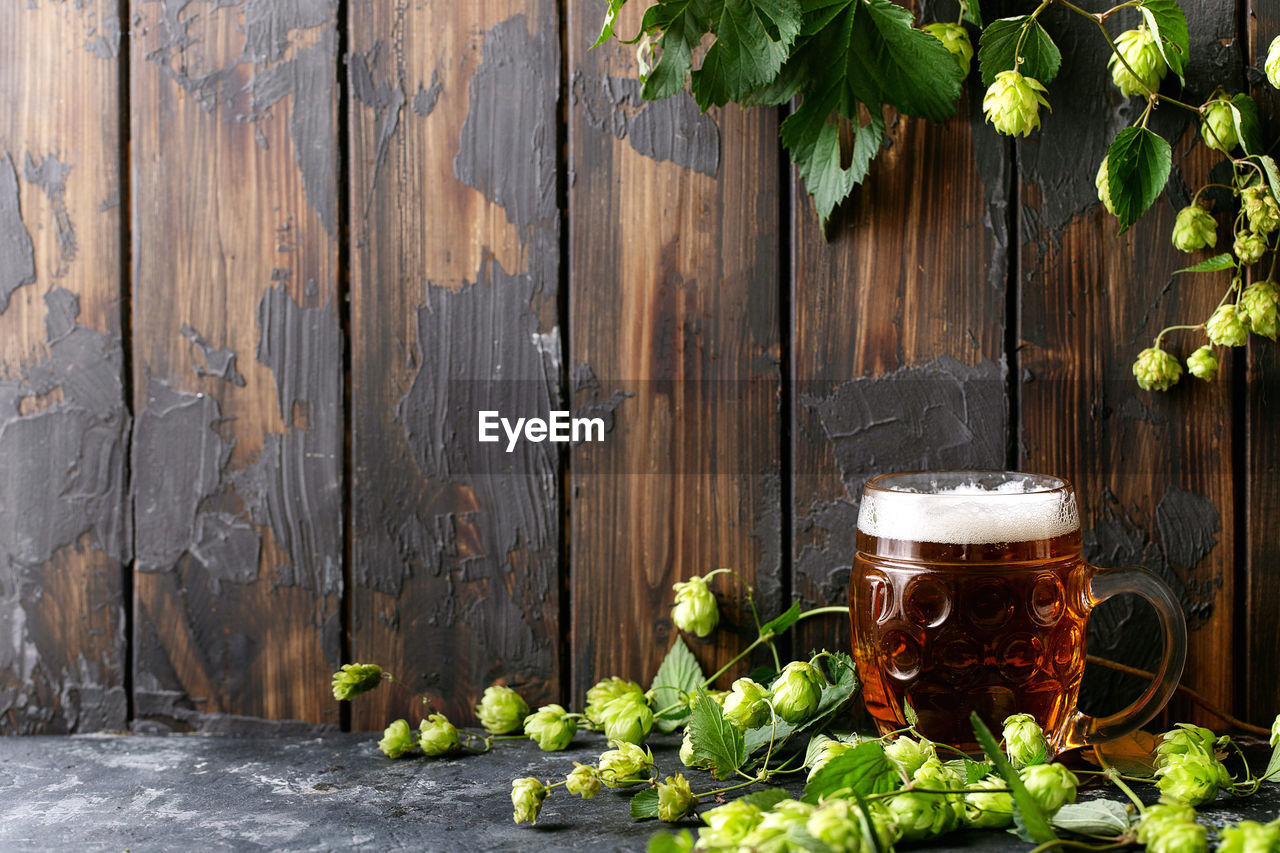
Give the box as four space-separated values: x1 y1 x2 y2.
850 470 1186 753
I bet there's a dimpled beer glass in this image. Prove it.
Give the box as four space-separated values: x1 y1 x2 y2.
851 471 1187 753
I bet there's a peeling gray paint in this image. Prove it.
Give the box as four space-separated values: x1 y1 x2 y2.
569 363 631 438
0 152 36 314
244 0 334 63
799 355 1007 497
180 324 246 386
234 285 342 594
455 15 558 233
83 6 121 59
349 41 405 213
22 152 76 265
412 70 443 118
573 73 720 177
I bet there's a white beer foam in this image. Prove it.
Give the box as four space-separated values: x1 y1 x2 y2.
858 480 1080 545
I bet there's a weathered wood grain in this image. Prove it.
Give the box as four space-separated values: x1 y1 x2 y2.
1245 2 1280 725
348 1 563 726
790 75 1011 659
0 0 127 734
567 4 783 698
130 0 342 731
1016 1 1237 723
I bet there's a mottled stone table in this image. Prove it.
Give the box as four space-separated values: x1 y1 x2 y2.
0 733 1275 851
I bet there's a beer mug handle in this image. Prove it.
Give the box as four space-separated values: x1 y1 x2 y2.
1061 564 1188 749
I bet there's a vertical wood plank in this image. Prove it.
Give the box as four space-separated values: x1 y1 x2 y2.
1245 1 1280 724
131 0 342 731
791 88 1012 658
0 0 127 734
567 5 783 697
348 1 563 726
1017 1 1237 722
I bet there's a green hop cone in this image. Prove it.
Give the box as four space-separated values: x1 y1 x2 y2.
476 685 530 734
924 22 973 75
600 694 654 745
1156 753 1228 805
656 773 697 822
1019 763 1079 816
721 678 771 730
418 713 459 757
740 800 815 849
1134 345 1183 391
1097 158 1117 216
1109 27 1168 97
1240 280 1280 340
1186 346 1219 382
511 777 548 825
671 575 719 637
1268 36 1280 89
1172 204 1218 252
378 719 415 759
679 729 700 768
884 735 937 778
885 790 956 843
1235 230 1269 265
807 738 858 781
806 799 867 851
1243 187 1280 234
584 676 644 726
331 663 382 701
1207 305 1249 348
523 703 577 752
769 660 827 724
1272 713 1279 747
963 776 1015 829
1002 713 1049 768
1155 724 1219 766
598 741 654 788
1148 819 1209 853
1137 803 1199 845
1218 820 1280 853
699 799 763 848
565 763 601 799
983 70 1051 137
1202 100 1239 152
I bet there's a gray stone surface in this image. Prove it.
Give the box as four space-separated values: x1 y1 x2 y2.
0 732 1275 851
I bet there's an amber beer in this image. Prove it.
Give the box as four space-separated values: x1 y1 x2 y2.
850 471 1186 753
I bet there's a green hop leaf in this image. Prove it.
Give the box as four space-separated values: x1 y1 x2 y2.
593 0 627 49
1201 100 1239 152
639 1 713 101
923 22 974 75
565 763 602 799
983 70 1050 137
523 703 577 751
1186 346 1219 381
1109 27 1167 97
1002 713 1049 769
1172 204 1217 252
687 689 745 780
1219 821 1280 853
671 574 719 637
656 773 697 822
418 713 460 757
722 677 771 730
1268 36 1280 90
599 740 655 787
1019 764 1079 816
1137 0 1189 82
476 685 530 734
1206 305 1248 347
332 663 382 701
378 718 415 759
806 737 858 781
511 777 549 825
691 0 802 109
964 776 1015 829
1243 186 1280 234
803 740 899 803
977 16 1062 87
650 636 704 732
1106 126 1172 233
1134 345 1183 391
769 660 826 723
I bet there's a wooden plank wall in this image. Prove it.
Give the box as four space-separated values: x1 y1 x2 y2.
0 0 1275 734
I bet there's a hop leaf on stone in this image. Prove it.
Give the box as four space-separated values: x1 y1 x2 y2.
1134 345 1183 391
378 719 416 759
332 663 382 701
476 685 530 735
511 777 549 825
671 575 719 637
983 70 1051 137
1109 27 1168 97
